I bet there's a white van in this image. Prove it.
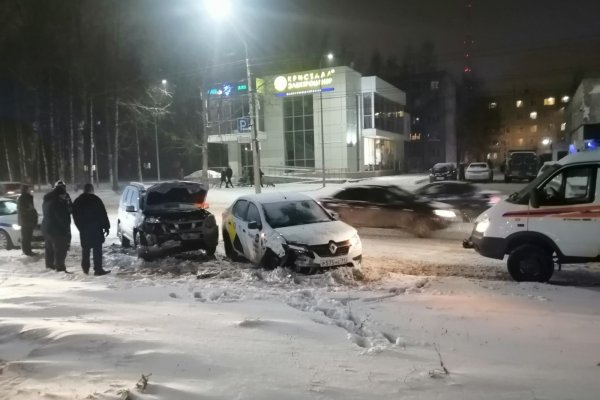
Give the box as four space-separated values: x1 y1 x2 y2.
466 151 600 282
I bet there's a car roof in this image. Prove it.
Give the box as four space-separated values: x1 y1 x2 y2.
238 192 314 204
558 150 600 165
0 197 15 202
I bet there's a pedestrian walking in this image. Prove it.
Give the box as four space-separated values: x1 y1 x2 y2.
219 168 227 188
225 165 234 188
17 184 38 256
72 184 111 276
41 180 72 272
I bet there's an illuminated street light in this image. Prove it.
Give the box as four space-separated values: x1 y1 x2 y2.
205 0 262 193
542 138 552 146
161 79 167 85
319 51 334 187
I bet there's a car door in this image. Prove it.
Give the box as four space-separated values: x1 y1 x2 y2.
364 187 399 228
242 202 264 263
528 165 600 257
326 187 371 227
229 200 250 257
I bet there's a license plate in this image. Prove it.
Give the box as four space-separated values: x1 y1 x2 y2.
181 233 200 240
319 256 350 267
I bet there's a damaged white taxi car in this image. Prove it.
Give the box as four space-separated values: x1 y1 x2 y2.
222 193 362 271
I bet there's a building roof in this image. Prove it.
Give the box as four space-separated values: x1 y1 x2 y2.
239 192 313 204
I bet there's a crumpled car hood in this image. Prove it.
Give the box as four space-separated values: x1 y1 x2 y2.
274 220 355 246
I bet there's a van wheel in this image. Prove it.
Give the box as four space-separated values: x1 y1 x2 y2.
204 245 216 258
507 244 554 282
412 218 432 238
0 229 13 250
118 223 131 248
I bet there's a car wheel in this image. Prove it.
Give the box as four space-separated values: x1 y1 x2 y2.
411 218 433 238
223 230 242 261
119 223 131 248
204 245 216 258
507 244 554 282
0 229 13 250
261 249 282 270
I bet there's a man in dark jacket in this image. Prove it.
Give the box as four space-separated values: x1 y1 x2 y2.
219 168 227 188
41 181 72 272
17 184 38 256
72 183 110 276
225 165 234 188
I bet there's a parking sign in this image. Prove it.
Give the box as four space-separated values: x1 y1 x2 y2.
237 117 251 133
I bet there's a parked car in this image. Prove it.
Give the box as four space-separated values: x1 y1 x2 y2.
465 151 600 282
465 162 493 182
117 181 218 260
0 182 25 199
429 163 457 182
319 184 457 237
222 192 362 272
504 151 539 182
414 181 502 221
0 197 43 250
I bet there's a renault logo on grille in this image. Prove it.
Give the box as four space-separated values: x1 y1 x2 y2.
328 241 338 255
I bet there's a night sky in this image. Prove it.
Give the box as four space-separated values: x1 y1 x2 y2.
237 0 600 92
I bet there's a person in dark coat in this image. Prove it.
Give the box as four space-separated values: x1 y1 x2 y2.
219 168 227 188
72 183 110 276
225 165 234 188
41 181 72 272
17 184 38 256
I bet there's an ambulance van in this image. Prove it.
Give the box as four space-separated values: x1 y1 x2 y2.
466 151 600 282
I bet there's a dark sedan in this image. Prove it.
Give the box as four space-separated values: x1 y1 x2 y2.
319 184 457 238
429 163 457 182
414 181 501 222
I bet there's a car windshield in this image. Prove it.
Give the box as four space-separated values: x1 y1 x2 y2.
432 163 453 171
507 163 562 204
509 153 537 165
262 200 332 229
145 187 206 208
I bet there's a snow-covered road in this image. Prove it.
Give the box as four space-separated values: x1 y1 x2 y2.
1 180 599 399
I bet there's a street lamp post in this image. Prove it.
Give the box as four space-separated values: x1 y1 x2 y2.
154 79 167 181
204 0 262 193
319 52 334 187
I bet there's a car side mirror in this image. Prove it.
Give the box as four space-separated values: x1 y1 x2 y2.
248 221 262 230
530 189 541 209
125 205 135 212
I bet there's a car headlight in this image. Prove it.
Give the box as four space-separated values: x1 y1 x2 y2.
475 219 490 233
12 224 21 231
350 233 360 247
434 209 456 219
287 243 309 253
145 217 160 224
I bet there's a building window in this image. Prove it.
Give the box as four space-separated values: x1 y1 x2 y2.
544 97 556 106
488 102 497 109
516 100 523 108
283 95 315 168
530 111 538 120
518 138 524 145
373 93 405 134
430 81 439 90
363 93 373 129
530 125 538 133
561 96 570 103
561 122 566 131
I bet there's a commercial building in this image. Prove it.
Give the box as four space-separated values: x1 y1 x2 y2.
207 66 409 179
566 78 600 152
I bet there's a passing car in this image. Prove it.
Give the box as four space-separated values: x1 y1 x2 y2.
0 182 25 199
465 162 493 182
414 181 502 221
222 192 362 271
429 163 457 182
0 197 43 250
319 184 457 237
117 181 218 260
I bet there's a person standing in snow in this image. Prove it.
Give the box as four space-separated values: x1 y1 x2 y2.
17 184 38 256
72 183 110 276
225 165 234 188
41 180 72 272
